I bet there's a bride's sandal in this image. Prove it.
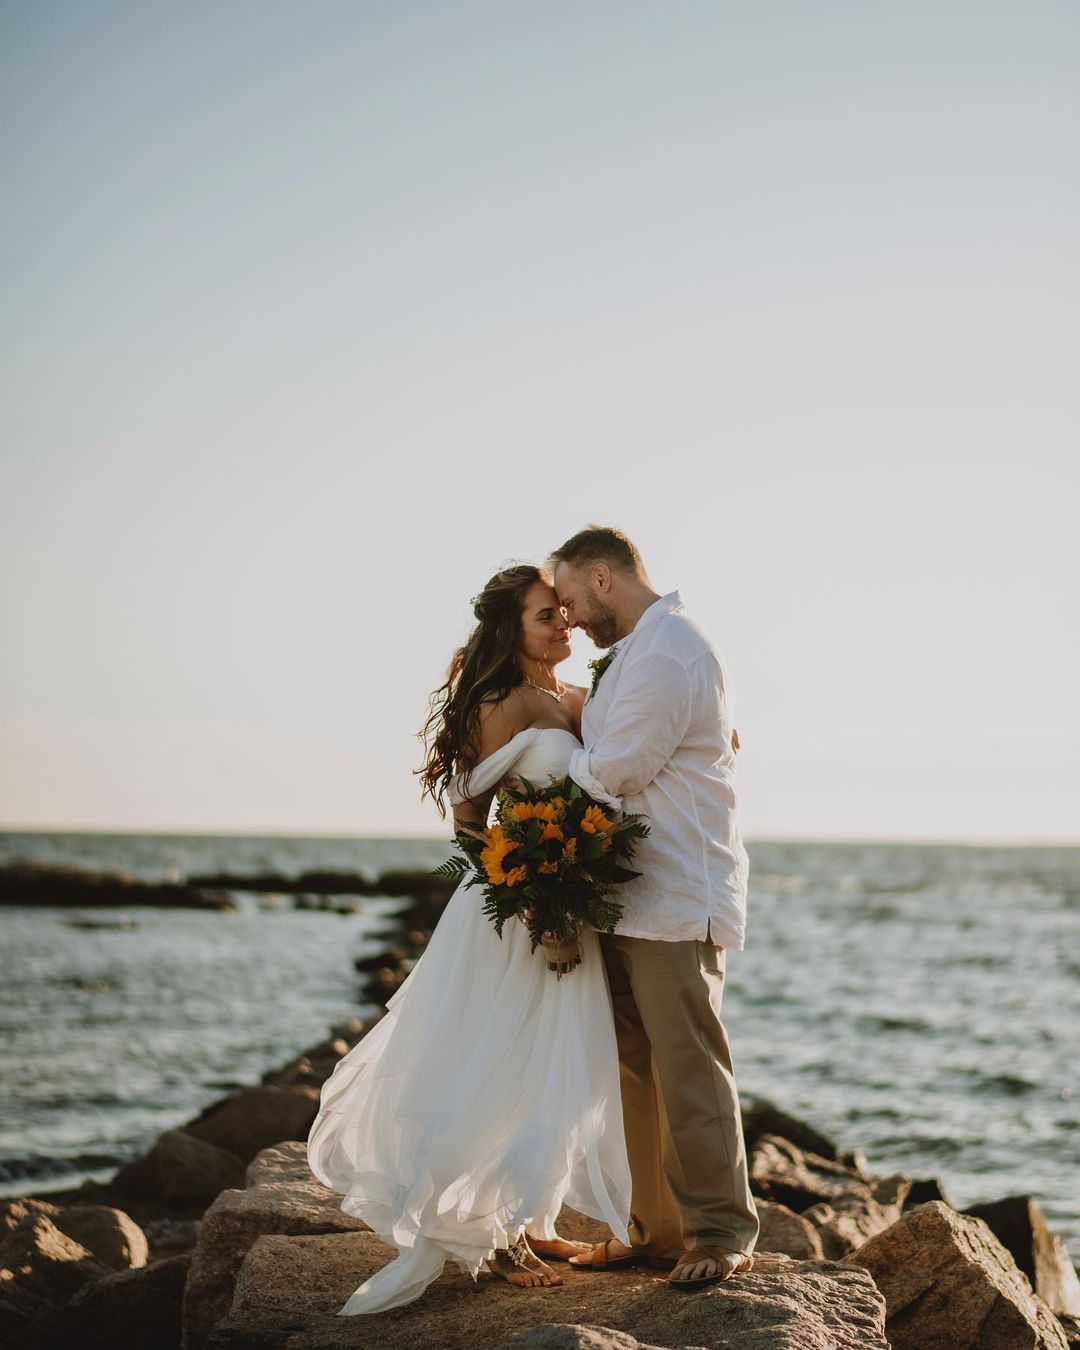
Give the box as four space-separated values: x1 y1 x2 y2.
486 1235 562 1288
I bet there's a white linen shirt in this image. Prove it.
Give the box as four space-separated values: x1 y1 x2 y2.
568 590 750 949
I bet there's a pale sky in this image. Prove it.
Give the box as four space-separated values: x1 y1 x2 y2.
2 1 1078 841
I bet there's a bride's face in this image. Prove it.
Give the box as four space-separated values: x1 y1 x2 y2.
518 581 572 667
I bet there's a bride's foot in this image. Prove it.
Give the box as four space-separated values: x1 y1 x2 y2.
567 1237 637 1268
526 1232 594 1262
486 1234 562 1288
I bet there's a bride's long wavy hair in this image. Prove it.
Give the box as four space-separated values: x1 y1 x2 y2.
417 564 545 815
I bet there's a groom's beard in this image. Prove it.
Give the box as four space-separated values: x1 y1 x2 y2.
585 598 619 648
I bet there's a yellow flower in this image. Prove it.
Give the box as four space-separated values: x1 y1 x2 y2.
540 823 565 843
481 825 515 884
561 837 577 863
504 865 528 887
511 800 557 823
538 860 559 874
581 805 614 836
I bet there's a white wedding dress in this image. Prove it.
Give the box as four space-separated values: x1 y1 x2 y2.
306 726 632 1316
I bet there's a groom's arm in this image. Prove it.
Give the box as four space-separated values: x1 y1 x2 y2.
568 652 693 809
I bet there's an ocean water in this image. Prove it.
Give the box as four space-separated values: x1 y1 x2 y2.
1 831 1077 1262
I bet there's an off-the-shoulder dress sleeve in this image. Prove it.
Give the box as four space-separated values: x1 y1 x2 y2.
445 728 540 806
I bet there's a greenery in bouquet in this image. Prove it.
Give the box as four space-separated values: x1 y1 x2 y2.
436 775 649 955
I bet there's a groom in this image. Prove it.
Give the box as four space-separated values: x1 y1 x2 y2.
550 525 759 1288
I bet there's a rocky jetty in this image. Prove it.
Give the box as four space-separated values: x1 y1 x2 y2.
6 1072 1076 1348
0 862 236 911
3 866 1078 1348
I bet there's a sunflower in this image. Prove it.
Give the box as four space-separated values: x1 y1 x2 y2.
580 805 614 836
510 800 558 824
481 825 516 884
504 865 528 888
540 822 565 844
538 860 559 875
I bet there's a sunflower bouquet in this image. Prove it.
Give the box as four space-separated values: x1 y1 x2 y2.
437 776 649 976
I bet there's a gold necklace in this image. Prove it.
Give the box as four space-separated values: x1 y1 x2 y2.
523 675 566 703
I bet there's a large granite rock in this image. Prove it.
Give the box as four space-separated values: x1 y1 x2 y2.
183 1085 321 1163
750 1134 874 1211
0 1214 112 1329
843 1200 1069 1348
181 1173 369 1350
801 1175 911 1259
1 1200 61 1237
498 1328 671 1349
244 1140 315 1189
755 1200 824 1260
205 1234 888 1349
5 1251 190 1350
965 1195 1080 1317
46 1204 149 1272
111 1127 248 1206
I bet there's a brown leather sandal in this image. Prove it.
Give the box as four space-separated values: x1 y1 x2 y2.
526 1233 594 1262
567 1238 641 1270
668 1246 754 1289
486 1234 561 1287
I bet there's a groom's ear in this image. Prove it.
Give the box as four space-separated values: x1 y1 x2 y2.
593 562 613 593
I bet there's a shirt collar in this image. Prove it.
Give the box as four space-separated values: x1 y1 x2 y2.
616 589 683 651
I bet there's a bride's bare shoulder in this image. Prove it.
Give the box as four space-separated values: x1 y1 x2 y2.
472 688 531 760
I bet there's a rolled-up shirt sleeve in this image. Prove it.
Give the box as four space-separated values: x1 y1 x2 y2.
569 652 694 809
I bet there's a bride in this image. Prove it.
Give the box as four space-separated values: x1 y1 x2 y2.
306 564 632 1316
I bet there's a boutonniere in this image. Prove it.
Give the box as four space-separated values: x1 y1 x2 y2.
587 644 620 700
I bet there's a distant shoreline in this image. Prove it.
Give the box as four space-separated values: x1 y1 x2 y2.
3 826 1079 849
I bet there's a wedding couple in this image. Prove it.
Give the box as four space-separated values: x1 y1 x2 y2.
306 525 759 1316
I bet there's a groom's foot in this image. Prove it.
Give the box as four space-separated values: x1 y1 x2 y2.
527 1233 594 1262
668 1246 754 1288
487 1235 562 1288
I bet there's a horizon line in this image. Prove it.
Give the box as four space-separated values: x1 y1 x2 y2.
2 823 1078 850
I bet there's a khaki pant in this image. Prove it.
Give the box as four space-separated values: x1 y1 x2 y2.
600 931 759 1261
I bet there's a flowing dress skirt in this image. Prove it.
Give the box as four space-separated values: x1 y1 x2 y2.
306 874 632 1315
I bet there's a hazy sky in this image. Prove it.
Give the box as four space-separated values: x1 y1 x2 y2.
2 1 1077 841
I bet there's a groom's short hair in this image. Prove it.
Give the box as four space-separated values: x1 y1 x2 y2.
549 525 646 578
